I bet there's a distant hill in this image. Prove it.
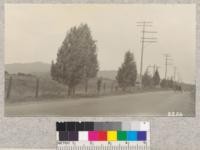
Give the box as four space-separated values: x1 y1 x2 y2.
5 62 117 80
5 62 50 74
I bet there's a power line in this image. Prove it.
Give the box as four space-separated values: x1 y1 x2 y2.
163 54 173 79
137 21 157 86
153 64 161 75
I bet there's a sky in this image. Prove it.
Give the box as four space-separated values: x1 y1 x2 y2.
5 4 195 84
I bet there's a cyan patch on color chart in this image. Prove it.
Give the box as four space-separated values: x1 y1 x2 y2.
127 131 137 141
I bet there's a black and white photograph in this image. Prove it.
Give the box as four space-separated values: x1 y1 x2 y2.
5 4 195 116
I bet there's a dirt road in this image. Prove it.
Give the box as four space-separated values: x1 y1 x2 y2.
5 91 195 116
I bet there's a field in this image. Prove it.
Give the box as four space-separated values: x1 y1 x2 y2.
5 73 128 103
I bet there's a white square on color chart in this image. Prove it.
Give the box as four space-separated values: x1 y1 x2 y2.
140 122 150 131
79 131 88 141
131 121 140 130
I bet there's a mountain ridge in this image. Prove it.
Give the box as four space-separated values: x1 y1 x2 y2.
5 62 117 80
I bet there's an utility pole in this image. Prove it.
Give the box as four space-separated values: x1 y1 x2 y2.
153 64 160 75
137 21 157 87
163 54 172 79
177 71 182 85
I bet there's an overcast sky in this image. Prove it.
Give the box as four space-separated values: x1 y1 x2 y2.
5 4 195 84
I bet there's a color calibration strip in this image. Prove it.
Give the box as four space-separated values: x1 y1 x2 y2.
56 121 150 150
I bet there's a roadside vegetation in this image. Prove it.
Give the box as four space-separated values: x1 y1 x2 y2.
5 24 194 103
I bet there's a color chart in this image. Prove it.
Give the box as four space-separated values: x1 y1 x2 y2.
56 121 150 150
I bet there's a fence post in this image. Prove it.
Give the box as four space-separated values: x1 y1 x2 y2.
35 78 39 98
6 76 12 99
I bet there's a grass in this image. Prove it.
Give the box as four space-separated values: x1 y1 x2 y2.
5 73 191 104
5 74 116 103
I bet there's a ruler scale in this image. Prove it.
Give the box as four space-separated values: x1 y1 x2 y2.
56 121 150 150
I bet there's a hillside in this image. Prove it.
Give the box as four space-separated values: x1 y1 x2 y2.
5 62 50 74
5 62 117 80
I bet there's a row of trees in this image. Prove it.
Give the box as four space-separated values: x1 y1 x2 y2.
160 78 176 88
115 51 178 90
142 70 160 87
51 23 175 96
116 51 161 90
